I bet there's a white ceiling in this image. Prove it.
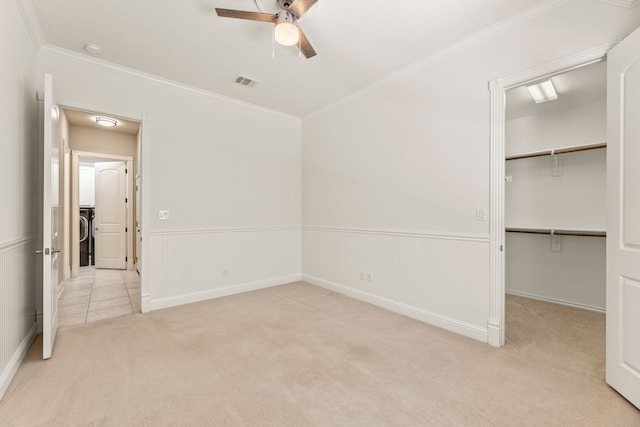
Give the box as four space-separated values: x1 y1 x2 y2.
64 108 141 135
32 0 551 117
506 60 607 120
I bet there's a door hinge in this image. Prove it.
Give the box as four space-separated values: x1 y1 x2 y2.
125 256 128 262
126 168 128 174
125 197 128 203
125 227 128 232
35 309 38 322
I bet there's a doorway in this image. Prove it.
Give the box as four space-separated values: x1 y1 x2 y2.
502 61 607 353
58 107 142 326
504 61 607 313
487 43 615 347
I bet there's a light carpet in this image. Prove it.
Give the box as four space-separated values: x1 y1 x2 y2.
0 282 638 426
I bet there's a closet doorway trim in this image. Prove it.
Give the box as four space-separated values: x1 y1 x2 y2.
487 41 615 348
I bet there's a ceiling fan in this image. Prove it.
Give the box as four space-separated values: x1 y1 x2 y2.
215 0 318 58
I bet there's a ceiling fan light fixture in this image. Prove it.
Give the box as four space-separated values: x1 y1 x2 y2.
96 117 118 127
274 12 299 46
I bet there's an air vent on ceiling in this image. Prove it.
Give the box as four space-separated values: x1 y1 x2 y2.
234 75 259 87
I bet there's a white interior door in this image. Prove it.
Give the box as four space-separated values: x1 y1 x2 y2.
94 161 127 269
42 73 60 360
606 26 640 410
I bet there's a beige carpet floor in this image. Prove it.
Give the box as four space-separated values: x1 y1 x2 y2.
0 282 638 426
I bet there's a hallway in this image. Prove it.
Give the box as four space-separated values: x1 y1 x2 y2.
58 267 141 328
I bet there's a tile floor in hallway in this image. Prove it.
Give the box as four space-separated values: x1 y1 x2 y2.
58 267 141 328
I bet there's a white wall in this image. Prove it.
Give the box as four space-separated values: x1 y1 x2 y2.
0 0 38 400
37 47 302 311
506 98 606 156
506 99 607 230
505 94 606 311
79 165 95 207
302 1 640 342
70 126 137 163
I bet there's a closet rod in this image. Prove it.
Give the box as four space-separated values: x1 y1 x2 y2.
505 142 606 161
506 228 606 237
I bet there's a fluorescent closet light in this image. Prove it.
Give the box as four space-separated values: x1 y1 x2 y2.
525 80 558 103
96 117 117 127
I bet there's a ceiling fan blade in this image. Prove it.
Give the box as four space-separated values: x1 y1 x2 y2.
298 28 317 58
287 0 318 19
215 9 275 23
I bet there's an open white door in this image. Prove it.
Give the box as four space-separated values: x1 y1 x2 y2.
42 73 60 360
94 161 127 269
606 26 640 410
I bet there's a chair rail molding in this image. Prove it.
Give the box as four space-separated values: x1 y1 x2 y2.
599 0 640 8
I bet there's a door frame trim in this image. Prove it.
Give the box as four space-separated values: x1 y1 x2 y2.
71 151 134 274
487 41 616 347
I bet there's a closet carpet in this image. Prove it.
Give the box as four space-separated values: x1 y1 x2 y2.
0 283 638 426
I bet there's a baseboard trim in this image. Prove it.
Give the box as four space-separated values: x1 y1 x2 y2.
487 320 502 348
149 274 302 311
141 294 151 314
506 290 605 313
0 323 37 401
302 274 488 343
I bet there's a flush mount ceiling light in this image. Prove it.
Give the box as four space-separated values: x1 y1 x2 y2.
525 79 558 103
84 43 103 55
95 117 117 127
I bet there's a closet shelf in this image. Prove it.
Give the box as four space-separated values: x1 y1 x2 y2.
505 142 606 161
506 227 606 237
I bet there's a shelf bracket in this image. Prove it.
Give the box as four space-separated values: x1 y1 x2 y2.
551 149 562 176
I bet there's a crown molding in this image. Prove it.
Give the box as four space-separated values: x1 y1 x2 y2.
489 40 617 90
40 45 301 122
14 0 44 48
304 0 574 119
599 0 640 8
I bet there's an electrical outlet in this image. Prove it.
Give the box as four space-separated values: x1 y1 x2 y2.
476 208 486 221
159 210 170 220
366 273 373 283
359 272 366 281
223 268 229 277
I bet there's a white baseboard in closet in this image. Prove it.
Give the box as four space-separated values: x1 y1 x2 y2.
506 289 605 313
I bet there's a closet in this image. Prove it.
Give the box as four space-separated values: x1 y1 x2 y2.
504 61 606 312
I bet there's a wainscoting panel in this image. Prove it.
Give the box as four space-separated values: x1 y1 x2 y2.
147 228 301 310
0 237 37 399
302 227 490 342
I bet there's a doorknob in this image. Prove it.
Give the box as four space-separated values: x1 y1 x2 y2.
35 248 60 255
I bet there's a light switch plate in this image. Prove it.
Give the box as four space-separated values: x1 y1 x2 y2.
476 208 486 221
551 235 562 252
